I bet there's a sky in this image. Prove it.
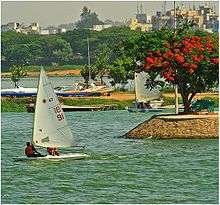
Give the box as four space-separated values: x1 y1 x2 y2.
1 1 219 27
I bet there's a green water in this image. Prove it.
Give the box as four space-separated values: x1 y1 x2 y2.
1 111 218 204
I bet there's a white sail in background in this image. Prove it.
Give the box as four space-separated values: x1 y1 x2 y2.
32 69 74 148
135 71 161 103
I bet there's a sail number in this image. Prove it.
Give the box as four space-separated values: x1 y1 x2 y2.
54 106 64 121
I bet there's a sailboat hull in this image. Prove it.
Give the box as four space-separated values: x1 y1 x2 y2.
15 153 89 161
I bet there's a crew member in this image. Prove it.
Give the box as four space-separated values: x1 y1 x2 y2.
47 147 59 156
25 142 44 157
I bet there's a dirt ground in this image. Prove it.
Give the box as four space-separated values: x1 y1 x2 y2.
98 92 218 101
66 92 218 101
163 92 218 100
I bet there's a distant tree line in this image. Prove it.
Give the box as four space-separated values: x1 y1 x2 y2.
2 7 218 93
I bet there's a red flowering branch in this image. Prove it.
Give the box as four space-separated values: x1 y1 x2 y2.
143 34 219 112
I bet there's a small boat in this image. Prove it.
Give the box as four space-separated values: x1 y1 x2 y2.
24 69 89 160
0 87 37 97
0 86 93 97
126 71 164 113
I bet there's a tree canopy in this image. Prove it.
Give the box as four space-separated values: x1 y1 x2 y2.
143 29 219 112
76 6 103 29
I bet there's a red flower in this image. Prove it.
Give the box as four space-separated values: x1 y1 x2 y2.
161 70 175 82
164 50 174 58
190 63 198 70
192 55 203 63
211 58 219 64
175 54 185 64
145 57 154 64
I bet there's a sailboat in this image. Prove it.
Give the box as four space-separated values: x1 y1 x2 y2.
126 71 164 112
27 69 89 160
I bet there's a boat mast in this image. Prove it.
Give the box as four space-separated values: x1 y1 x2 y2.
87 37 91 85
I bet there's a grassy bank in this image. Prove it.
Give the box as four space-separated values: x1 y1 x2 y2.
1 97 133 112
1 98 28 112
1 93 218 112
162 95 219 107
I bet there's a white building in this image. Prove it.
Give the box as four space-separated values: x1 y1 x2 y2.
93 24 112 31
1 22 21 32
57 28 67 33
40 29 50 35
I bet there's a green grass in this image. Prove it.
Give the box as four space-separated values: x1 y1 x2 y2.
1 98 28 112
61 98 133 110
1 97 133 112
162 96 183 106
160 87 175 93
2 94 218 112
162 95 219 107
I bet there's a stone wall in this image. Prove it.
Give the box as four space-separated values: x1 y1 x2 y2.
125 114 219 139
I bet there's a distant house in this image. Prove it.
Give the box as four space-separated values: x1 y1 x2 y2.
1 22 21 32
92 24 112 31
57 28 67 33
1 22 40 34
40 29 50 35
20 22 40 34
58 23 75 31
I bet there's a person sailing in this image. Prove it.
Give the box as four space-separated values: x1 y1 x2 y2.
47 147 59 156
25 142 45 157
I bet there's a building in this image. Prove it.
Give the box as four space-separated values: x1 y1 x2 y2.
57 28 67 33
40 29 50 35
92 24 112 31
1 22 40 34
20 22 40 34
151 3 218 32
58 23 75 31
1 22 21 32
130 3 152 32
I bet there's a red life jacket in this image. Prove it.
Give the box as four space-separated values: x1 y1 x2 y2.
25 145 34 156
47 147 54 155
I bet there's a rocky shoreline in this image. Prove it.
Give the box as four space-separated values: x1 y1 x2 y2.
125 113 219 139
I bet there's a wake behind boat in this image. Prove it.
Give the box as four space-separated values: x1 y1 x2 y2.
24 69 89 160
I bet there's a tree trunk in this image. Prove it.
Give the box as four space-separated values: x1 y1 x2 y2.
182 95 191 112
100 75 103 85
180 92 197 113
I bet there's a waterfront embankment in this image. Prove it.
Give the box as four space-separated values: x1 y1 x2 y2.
1 92 218 112
1 95 134 112
125 113 219 139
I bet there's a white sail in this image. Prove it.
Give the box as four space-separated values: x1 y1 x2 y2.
32 69 74 148
135 71 161 103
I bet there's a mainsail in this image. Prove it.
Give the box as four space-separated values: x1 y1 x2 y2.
32 69 74 147
135 71 161 103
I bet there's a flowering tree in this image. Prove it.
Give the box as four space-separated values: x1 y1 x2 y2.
144 33 219 112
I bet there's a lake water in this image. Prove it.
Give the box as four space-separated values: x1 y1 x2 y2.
1 110 218 204
1 76 85 89
1 77 134 90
